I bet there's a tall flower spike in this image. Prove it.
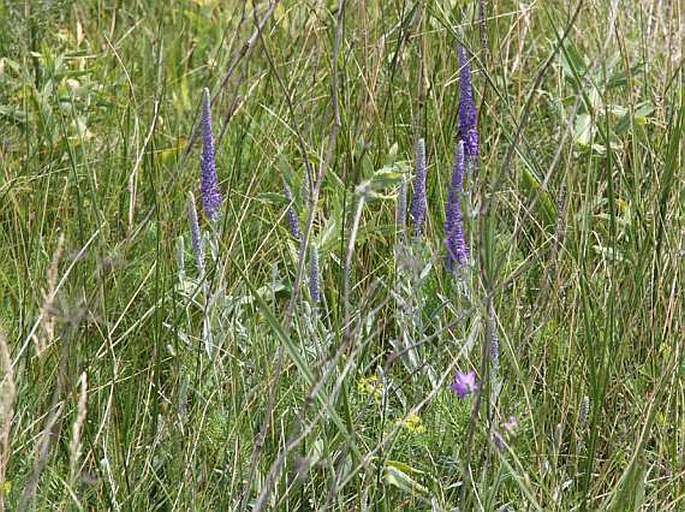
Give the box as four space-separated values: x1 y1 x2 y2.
457 44 478 165
410 138 427 239
187 192 205 273
200 87 223 221
283 183 302 242
309 245 321 304
445 141 469 272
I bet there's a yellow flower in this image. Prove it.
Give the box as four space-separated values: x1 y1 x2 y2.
357 375 382 403
397 413 426 434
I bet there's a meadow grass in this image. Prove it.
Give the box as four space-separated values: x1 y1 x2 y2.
0 0 683 510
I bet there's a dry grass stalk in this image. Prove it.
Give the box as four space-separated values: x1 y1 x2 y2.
33 234 65 356
0 333 16 512
69 372 88 482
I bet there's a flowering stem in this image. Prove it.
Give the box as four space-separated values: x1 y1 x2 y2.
410 137 427 240
343 192 366 346
460 294 494 507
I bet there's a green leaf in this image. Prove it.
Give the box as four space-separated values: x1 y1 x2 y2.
385 460 430 500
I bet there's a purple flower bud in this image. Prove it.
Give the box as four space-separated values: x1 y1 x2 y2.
445 141 469 272
492 430 506 450
283 183 302 242
187 192 204 272
200 88 223 221
457 44 479 164
451 370 477 399
410 138 427 239
503 416 518 435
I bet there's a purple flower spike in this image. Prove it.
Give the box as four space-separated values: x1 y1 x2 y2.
309 246 321 304
451 370 477 399
457 44 479 163
200 87 223 221
445 141 469 272
283 183 302 242
410 138 427 239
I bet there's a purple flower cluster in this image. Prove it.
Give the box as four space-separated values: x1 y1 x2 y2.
410 138 427 239
200 88 223 221
444 141 469 272
457 44 478 165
